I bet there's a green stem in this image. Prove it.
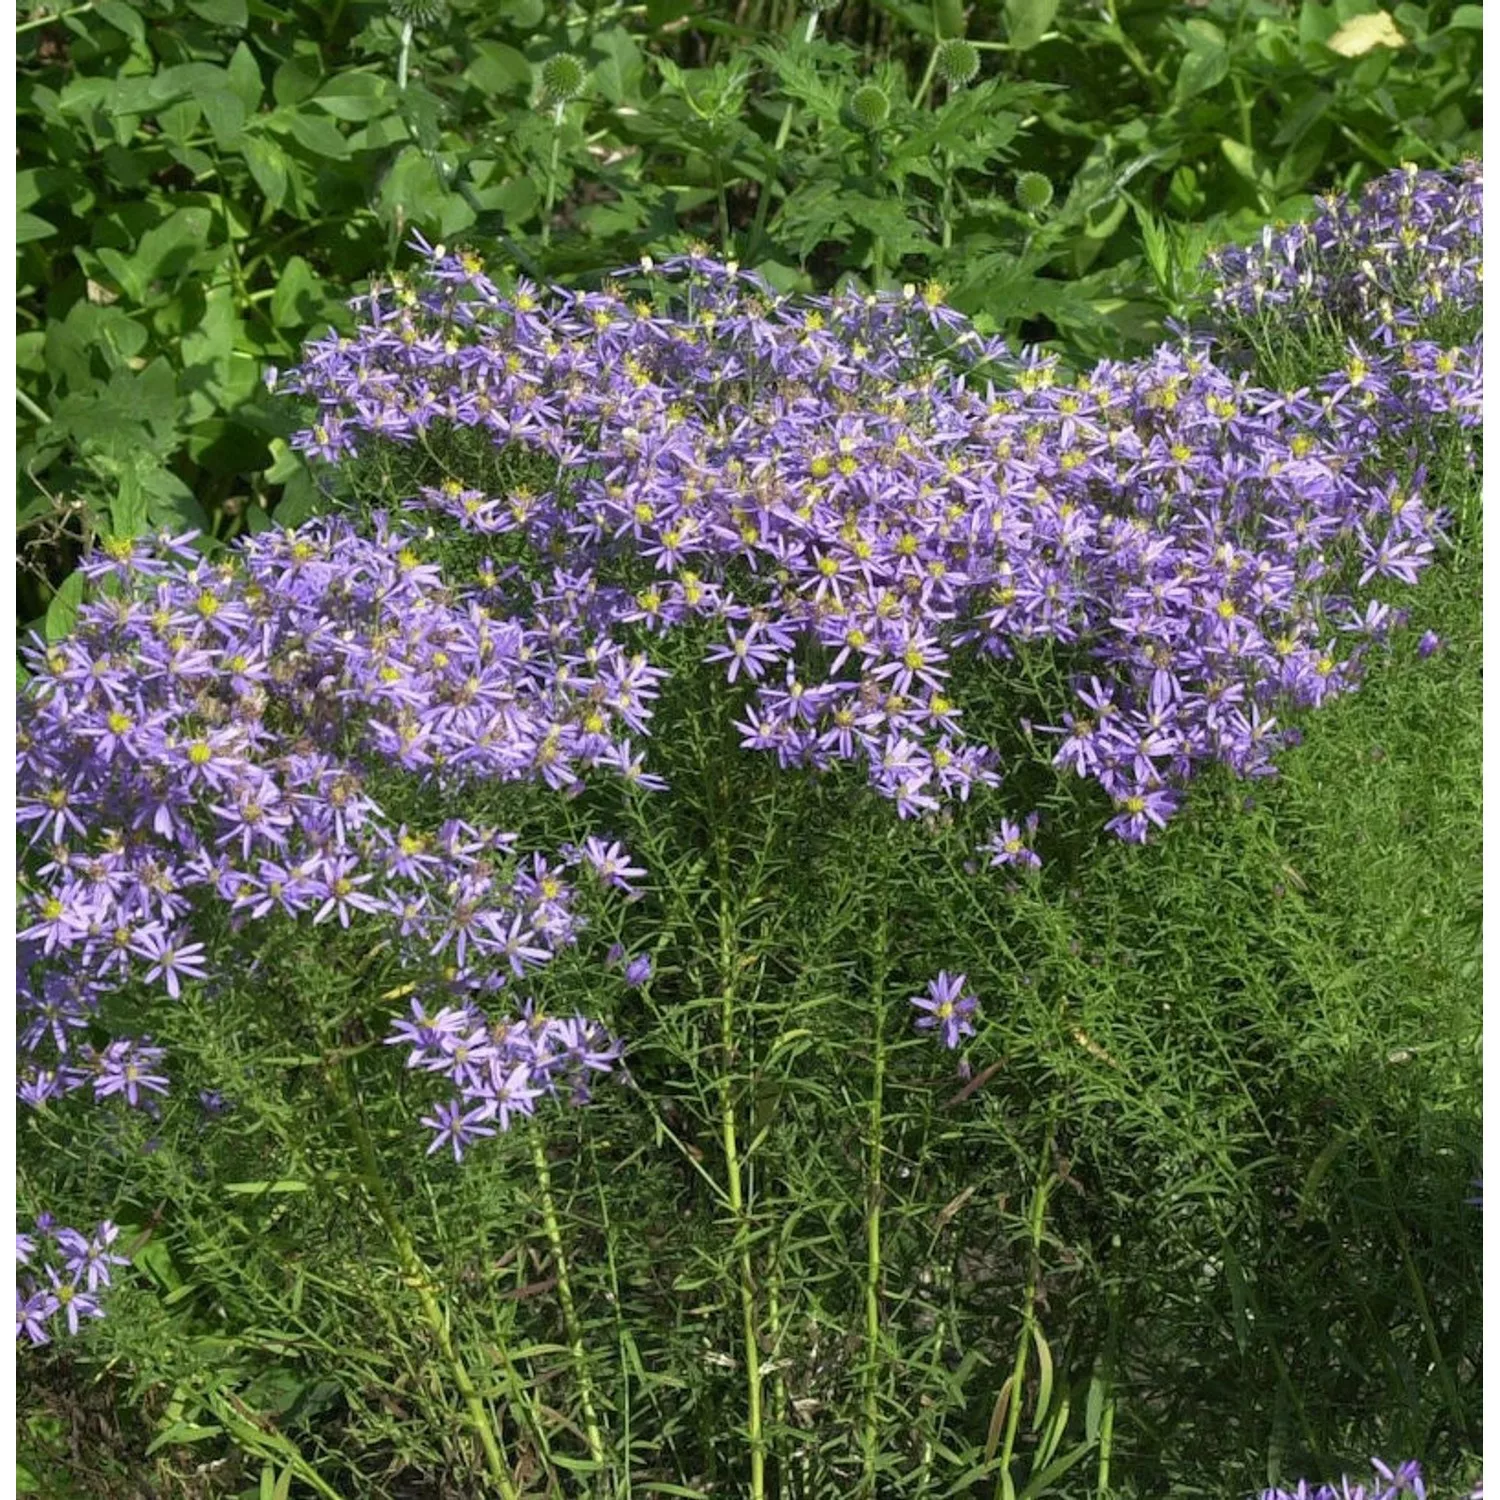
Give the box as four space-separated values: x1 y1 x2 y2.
995 1134 1054 1500
716 826 766 1500
528 1124 607 1471
542 101 565 249
397 18 414 92
1101 0 1162 104
1095 1281 1119 1499
328 1063 519 1500
16 389 52 425
859 904 890 1497
747 8 820 254
911 44 942 112
714 155 732 257
17 1 93 33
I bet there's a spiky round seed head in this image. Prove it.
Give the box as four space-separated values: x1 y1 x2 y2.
1015 170 1054 214
539 53 587 103
933 39 981 87
849 84 891 131
390 0 445 23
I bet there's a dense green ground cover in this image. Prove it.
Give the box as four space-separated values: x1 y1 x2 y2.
15 3 1482 1499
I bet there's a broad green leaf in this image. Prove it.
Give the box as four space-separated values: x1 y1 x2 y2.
95 0 146 40
312 72 394 121
1446 4 1482 26
44 572 85 643
111 460 149 538
283 108 351 159
188 0 248 27
200 86 247 148
272 52 322 108
465 40 533 97
1176 44 1228 101
1004 0 1060 50
270 254 324 327
498 0 544 23
17 212 56 244
243 134 292 211
591 26 645 104
1220 135 1271 188
1298 1 1340 47
226 41 264 112
491 175 541 225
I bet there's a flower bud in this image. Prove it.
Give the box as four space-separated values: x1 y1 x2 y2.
539 53 587 104
390 0 444 23
933 39 980 87
849 84 891 131
1014 170 1054 214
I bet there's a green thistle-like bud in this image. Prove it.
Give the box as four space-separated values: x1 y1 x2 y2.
539 53 588 104
389 0 444 24
933 38 981 87
849 84 891 132
1015 170 1054 215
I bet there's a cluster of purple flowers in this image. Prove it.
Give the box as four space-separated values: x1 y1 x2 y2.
388 996 624 1160
1261 1459 1482 1500
1207 160 1481 346
15 1216 129 1346
16 518 645 1148
282 167 1477 866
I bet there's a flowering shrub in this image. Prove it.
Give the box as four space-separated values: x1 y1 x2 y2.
14 165 1482 1496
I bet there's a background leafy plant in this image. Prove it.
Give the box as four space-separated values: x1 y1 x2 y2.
17 0 1481 633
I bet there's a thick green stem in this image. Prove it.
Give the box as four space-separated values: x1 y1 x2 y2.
329 1063 519 1500
859 905 890 1496
528 1124 607 1470
716 827 766 1500
995 1135 1054 1500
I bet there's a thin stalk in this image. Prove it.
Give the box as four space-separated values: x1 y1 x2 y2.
16 389 52 425
747 8 820 254
527 1124 607 1471
714 155 732 256
715 825 766 1500
397 18 414 92
994 1134 1054 1500
327 1062 519 1500
767 1247 788 1494
859 903 891 1497
542 101 565 248
1094 1280 1119 1499
18 1 93 32
911 44 942 112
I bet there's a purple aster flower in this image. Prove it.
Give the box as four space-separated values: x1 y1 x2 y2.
910 971 980 1050
420 1099 497 1162
1417 630 1443 658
